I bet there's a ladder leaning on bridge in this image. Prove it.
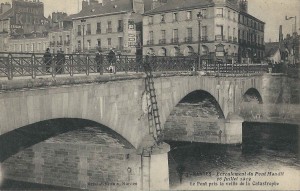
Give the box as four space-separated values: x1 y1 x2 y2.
142 57 163 156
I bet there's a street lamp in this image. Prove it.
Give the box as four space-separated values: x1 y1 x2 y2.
197 12 203 70
81 19 86 53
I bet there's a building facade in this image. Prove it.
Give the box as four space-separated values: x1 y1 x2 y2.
48 16 73 54
143 0 264 63
0 0 49 52
71 0 144 55
238 11 265 63
8 33 49 53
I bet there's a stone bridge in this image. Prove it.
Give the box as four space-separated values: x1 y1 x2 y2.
0 72 299 190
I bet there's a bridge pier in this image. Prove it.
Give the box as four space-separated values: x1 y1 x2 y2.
140 143 170 191
224 113 244 144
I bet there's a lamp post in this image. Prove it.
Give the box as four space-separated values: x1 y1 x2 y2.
197 12 203 71
81 19 86 53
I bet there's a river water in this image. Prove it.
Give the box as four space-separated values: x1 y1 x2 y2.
167 122 300 190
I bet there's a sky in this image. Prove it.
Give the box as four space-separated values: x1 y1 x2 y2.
1 0 299 42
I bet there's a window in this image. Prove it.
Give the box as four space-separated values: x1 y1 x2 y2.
233 12 236 21
149 16 153 24
228 10 231 19
233 28 236 38
228 26 230 39
97 39 101 47
161 14 165 23
59 36 62 43
118 20 123 32
118 37 123 49
87 24 91 35
173 12 178 22
202 26 207 41
87 40 91 49
97 22 101 33
216 25 223 40
173 29 178 39
187 11 192 20
149 31 154 45
77 25 81 35
216 8 223 17
186 28 192 42
201 9 207 18
66 35 70 42
160 30 166 44
107 21 112 33
108 38 112 46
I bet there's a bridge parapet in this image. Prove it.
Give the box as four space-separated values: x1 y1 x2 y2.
0 52 268 80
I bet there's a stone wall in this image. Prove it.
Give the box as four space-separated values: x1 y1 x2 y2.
2 127 141 191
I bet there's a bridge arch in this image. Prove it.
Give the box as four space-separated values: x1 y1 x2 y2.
163 90 225 142
243 88 263 104
0 118 134 163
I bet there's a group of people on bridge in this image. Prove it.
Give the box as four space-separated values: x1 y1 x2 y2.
43 48 117 74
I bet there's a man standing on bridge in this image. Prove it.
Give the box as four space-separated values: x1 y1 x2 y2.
43 48 52 73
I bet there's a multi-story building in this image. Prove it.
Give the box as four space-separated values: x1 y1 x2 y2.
143 0 264 63
71 0 145 55
48 14 73 54
8 33 49 53
0 0 49 52
238 1 265 63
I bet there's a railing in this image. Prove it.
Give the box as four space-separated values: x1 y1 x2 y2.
201 36 208 42
185 37 193 43
171 38 179 44
159 39 166 45
215 35 225 41
147 40 154 45
0 52 269 80
106 28 112 33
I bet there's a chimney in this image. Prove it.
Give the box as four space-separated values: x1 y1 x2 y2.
90 0 98 6
279 25 283 42
151 0 167 10
82 0 89 9
0 2 11 14
133 0 144 14
239 0 248 13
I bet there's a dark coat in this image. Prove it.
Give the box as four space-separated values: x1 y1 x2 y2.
43 51 52 65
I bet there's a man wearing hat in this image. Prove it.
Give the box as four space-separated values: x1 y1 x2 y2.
44 48 52 73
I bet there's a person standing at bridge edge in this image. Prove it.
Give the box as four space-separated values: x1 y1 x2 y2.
44 48 52 73
56 51 65 74
107 48 116 73
95 49 103 74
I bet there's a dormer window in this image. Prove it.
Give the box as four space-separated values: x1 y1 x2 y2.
187 11 192 20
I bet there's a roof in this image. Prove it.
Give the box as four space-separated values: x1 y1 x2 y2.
0 8 13 21
72 0 133 19
144 0 214 15
265 42 280 57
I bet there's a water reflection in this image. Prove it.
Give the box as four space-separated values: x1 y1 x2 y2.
168 123 300 190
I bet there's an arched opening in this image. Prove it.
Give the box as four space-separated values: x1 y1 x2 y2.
201 45 209 55
158 47 167 56
170 47 180 56
163 90 225 143
183 46 195 56
0 118 134 162
243 88 263 104
240 88 263 121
